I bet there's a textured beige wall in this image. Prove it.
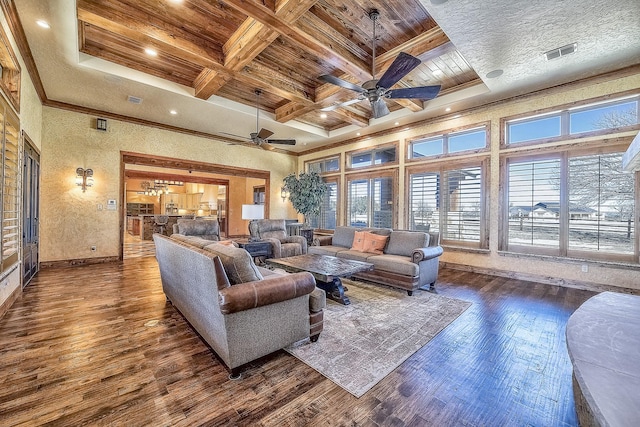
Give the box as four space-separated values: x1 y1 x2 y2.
299 71 640 291
40 107 298 262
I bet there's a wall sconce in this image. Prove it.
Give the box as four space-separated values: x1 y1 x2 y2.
76 167 94 192
281 187 289 202
96 118 107 131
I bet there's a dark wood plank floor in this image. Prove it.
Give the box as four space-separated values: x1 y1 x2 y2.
0 258 595 426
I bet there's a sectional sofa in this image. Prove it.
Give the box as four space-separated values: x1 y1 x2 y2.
309 226 443 295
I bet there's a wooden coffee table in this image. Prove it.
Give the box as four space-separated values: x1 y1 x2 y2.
266 254 373 305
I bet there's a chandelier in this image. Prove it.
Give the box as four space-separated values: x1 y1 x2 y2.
140 179 184 196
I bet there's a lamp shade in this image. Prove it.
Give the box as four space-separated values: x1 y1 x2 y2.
241 204 264 220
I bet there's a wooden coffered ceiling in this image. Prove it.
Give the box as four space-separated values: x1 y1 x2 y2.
76 0 480 132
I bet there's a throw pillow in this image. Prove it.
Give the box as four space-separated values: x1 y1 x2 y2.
362 231 388 255
216 240 236 247
350 230 366 251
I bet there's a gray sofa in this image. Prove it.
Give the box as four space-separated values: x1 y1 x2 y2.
309 226 443 295
154 234 326 378
172 218 221 241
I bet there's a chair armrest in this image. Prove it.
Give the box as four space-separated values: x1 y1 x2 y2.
281 235 308 253
218 272 316 314
412 246 444 263
313 235 333 246
262 237 282 258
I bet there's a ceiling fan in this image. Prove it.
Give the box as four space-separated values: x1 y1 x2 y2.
223 89 296 151
319 9 441 119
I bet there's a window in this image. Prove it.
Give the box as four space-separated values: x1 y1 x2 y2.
504 150 637 261
409 164 485 246
347 173 395 228
307 156 340 174
506 94 640 145
308 178 338 230
1 97 19 273
347 145 396 169
409 125 487 159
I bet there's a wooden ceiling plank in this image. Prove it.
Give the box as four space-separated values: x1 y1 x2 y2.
77 7 225 69
222 0 370 82
331 108 369 128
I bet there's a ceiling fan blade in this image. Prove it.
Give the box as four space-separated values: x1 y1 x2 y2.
266 139 296 145
257 128 274 140
388 85 442 100
377 52 422 89
259 141 276 151
371 98 390 119
318 75 364 93
320 98 363 112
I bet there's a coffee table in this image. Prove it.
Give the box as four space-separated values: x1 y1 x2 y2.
266 254 373 305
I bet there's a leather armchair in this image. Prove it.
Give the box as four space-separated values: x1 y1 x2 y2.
172 218 220 240
249 219 307 258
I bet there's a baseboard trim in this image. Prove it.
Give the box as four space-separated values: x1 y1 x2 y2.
40 256 120 269
440 262 639 295
0 282 22 320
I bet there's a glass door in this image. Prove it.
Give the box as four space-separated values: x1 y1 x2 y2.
22 133 39 287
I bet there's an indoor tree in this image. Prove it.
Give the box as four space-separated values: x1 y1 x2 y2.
283 171 328 228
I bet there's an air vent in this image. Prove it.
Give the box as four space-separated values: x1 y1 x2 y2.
544 43 577 61
127 95 143 104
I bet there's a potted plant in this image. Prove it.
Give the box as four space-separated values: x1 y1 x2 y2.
283 171 328 229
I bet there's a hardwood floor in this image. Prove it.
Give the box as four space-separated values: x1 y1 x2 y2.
0 258 595 426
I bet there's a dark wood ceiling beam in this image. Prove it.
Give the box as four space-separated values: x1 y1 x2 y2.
222 0 370 82
224 0 317 71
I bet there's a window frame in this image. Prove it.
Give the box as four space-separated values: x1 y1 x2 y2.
406 157 489 249
502 91 640 148
308 176 339 232
407 122 490 162
345 141 399 172
305 154 341 175
344 169 398 229
499 142 639 264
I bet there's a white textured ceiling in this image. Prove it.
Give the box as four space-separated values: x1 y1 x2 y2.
13 0 640 153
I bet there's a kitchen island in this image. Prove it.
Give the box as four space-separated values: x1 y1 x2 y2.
127 215 183 240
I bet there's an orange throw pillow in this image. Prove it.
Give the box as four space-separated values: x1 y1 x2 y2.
217 240 236 247
350 231 366 251
362 232 388 255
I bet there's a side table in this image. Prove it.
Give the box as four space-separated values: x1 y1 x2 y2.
299 228 314 246
236 239 272 264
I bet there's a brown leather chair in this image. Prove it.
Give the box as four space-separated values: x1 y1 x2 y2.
249 219 307 258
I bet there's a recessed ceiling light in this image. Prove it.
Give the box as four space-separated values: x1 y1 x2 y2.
170 110 177 115
144 48 158 56
36 20 50 29
486 69 503 79
445 107 451 112
320 113 327 119
356 132 361 136
394 122 399 126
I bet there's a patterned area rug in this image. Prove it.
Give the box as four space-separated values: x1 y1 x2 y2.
285 280 471 398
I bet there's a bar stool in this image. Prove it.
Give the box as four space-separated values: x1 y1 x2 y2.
153 215 169 235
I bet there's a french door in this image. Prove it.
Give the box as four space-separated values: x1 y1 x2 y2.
22 133 40 287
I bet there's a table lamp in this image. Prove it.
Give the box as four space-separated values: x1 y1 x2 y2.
242 204 264 241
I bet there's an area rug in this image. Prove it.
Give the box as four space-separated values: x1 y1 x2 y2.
285 280 471 398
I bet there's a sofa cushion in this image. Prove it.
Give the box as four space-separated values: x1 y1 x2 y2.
367 254 420 277
350 230 366 251
308 245 348 257
332 226 359 248
362 232 389 254
386 231 429 257
177 219 220 240
203 243 264 285
336 249 373 263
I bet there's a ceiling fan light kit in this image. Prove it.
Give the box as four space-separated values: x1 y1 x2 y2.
318 9 442 119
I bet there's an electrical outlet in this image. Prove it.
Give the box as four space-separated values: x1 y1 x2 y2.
581 264 588 273
91 246 97 252
97 203 103 211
